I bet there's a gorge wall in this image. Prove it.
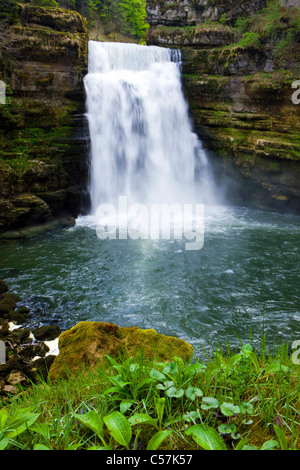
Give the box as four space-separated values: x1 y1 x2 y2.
146 0 300 212
0 4 89 237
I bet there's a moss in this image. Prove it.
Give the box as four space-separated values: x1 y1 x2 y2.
49 322 194 381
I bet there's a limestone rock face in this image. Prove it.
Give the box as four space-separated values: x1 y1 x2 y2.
146 0 267 27
146 1 300 213
0 4 89 236
49 322 194 380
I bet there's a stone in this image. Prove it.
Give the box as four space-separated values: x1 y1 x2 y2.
2 385 18 395
0 302 11 316
33 325 62 342
49 321 194 381
0 280 8 295
7 370 28 386
8 312 28 325
17 307 30 314
1 293 22 306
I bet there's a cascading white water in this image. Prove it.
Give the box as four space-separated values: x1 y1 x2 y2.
84 41 216 216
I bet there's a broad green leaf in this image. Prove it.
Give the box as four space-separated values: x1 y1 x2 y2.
146 430 172 450
235 438 249 450
136 378 152 390
261 439 280 450
156 381 174 391
265 363 290 374
0 438 9 450
184 363 207 376
241 349 259 371
229 353 243 367
0 409 8 431
240 402 254 415
105 355 120 367
103 411 132 449
242 419 253 425
162 361 178 375
128 413 158 429
183 411 201 423
33 443 51 450
86 445 112 450
166 386 184 398
273 425 288 450
218 423 237 435
154 397 165 427
149 368 166 381
120 400 134 414
185 424 227 450
220 402 240 417
130 363 140 373
103 386 129 396
65 443 83 450
242 444 259 450
74 410 104 439
5 409 40 439
201 397 219 410
241 344 253 354
30 422 50 440
185 385 203 401
109 377 131 388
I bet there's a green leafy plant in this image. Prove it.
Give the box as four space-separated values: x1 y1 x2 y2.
185 424 227 450
74 408 172 450
236 32 261 49
0 407 40 450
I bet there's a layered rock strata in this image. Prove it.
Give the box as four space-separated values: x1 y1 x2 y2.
0 4 89 236
146 1 300 212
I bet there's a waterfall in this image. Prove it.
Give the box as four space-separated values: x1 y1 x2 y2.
84 41 216 218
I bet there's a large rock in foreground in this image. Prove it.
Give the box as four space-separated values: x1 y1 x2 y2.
49 322 194 381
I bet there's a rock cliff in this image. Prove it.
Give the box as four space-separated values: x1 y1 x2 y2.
146 0 300 212
0 4 89 237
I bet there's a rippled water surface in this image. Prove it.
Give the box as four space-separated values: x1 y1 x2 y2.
0 205 299 356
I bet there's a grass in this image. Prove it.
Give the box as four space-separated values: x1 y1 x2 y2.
1 337 299 451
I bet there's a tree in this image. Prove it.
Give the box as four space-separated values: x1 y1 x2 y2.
119 0 148 38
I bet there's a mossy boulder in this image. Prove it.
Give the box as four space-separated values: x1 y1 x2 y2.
49 321 194 381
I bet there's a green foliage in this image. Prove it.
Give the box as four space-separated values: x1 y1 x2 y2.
234 17 249 35
185 424 227 450
0 0 19 22
0 407 40 449
232 1 300 61
236 32 261 49
219 14 227 26
261 0 284 39
0 339 299 450
31 0 59 6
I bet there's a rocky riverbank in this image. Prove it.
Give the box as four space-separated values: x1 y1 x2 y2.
0 278 61 399
0 278 194 399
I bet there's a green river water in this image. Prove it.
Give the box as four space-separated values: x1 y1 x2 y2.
0 204 299 356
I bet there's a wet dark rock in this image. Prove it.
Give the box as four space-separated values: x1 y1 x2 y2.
0 282 61 397
0 279 8 295
33 325 62 341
